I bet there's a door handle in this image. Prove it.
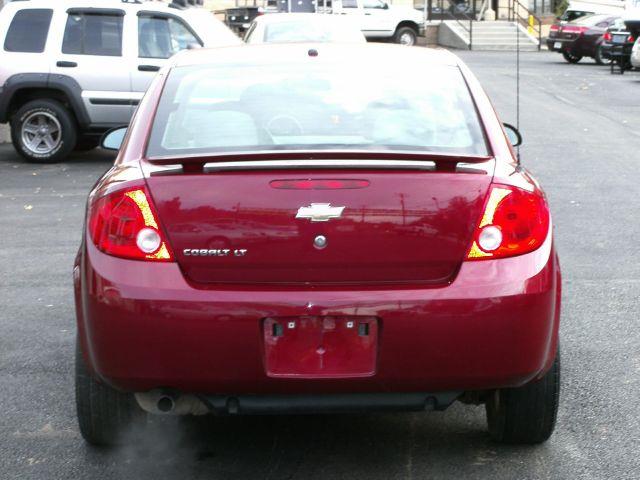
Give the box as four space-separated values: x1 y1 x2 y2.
138 65 161 72
56 61 77 68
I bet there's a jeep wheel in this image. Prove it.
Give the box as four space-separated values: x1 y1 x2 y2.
11 99 77 163
394 26 417 46
594 45 609 65
486 350 560 444
75 338 146 446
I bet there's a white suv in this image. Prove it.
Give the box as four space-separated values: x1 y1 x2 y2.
0 0 240 162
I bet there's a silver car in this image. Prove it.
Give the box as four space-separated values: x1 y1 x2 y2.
244 13 366 44
0 0 240 162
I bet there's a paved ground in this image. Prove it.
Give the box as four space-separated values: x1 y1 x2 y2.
1 51 639 480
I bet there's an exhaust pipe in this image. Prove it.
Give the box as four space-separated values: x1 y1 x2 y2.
157 395 175 413
135 390 208 416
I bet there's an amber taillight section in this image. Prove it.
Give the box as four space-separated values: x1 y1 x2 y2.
467 184 550 261
88 183 173 261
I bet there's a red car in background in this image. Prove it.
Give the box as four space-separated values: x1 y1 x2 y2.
74 44 562 446
547 14 620 63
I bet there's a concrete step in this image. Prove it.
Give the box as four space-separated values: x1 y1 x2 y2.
472 43 540 51
474 34 534 40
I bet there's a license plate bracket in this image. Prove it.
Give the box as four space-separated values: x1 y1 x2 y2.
554 41 562 49
263 316 378 378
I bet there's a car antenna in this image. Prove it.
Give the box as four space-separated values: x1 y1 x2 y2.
516 17 521 166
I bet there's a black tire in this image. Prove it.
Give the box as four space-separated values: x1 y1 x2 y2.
394 26 417 46
486 350 560 444
74 136 100 152
562 50 582 63
10 99 77 163
594 45 609 65
75 339 145 446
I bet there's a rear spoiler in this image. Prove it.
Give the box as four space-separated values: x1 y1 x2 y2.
144 150 494 174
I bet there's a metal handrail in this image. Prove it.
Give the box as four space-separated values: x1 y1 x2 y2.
508 0 542 50
437 0 475 50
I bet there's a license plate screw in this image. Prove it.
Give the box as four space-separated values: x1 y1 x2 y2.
346 321 354 329
287 321 295 329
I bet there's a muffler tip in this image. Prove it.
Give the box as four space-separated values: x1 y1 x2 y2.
157 395 175 413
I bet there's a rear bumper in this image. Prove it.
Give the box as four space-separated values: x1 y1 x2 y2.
75 232 561 396
202 391 460 415
547 37 576 52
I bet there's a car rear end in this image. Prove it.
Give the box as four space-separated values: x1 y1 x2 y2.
74 45 560 443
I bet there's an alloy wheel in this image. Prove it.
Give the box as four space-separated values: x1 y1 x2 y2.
20 112 62 156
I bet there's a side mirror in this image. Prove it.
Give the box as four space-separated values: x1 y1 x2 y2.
101 127 127 151
503 123 522 147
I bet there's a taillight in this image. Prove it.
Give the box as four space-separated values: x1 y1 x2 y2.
88 183 173 261
563 25 588 35
550 24 559 32
603 32 612 41
629 35 636 43
467 184 550 261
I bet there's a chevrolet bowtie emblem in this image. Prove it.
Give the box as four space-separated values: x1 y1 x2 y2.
296 203 345 222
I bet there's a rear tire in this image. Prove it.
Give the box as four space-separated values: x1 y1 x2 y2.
562 51 582 63
485 350 560 444
394 26 417 46
75 339 146 446
594 45 609 65
10 99 77 163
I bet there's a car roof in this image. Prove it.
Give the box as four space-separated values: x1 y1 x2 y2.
6 0 192 14
253 13 355 24
170 43 461 69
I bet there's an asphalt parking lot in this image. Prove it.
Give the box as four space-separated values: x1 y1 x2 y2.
1 50 639 480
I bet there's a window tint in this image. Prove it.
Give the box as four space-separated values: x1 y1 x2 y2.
4 9 53 53
138 16 201 59
62 13 123 56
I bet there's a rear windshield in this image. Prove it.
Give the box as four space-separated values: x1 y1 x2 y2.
147 62 488 158
571 14 611 26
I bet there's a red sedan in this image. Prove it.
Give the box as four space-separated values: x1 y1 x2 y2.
74 44 561 446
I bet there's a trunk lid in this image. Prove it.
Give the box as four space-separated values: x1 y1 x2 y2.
147 167 492 286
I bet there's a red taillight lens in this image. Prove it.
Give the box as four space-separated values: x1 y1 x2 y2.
603 32 612 41
88 184 173 261
629 35 635 43
550 24 559 32
467 184 550 261
270 179 370 190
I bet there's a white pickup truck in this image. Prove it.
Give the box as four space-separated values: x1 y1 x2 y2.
330 0 425 45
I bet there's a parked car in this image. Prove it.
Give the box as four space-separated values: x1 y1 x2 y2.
631 36 640 67
74 43 561 447
244 13 366 44
600 19 636 69
555 0 625 24
241 0 424 45
0 0 240 163
547 14 619 63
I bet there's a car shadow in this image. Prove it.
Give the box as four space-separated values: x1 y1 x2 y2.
77 405 552 479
